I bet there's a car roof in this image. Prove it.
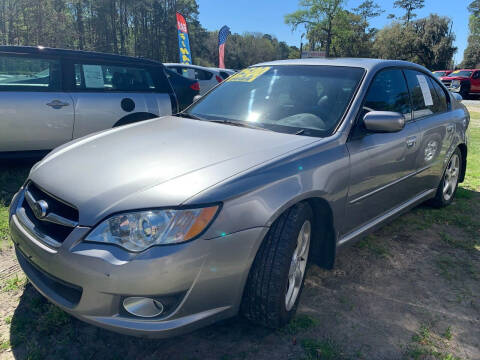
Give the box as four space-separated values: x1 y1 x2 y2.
0 45 163 66
254 58 429 72
164 63 216 71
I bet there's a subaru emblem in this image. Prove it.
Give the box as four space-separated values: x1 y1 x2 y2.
32 200 48 219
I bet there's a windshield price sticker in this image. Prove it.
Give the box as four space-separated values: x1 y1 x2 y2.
227 67 271 82
416 75 433 106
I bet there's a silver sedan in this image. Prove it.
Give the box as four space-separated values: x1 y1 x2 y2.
9 58 469 337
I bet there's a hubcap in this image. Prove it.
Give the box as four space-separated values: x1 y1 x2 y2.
443 153 460 201
285 220 311 311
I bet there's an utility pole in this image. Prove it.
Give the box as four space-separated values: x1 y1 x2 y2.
299 33 305 59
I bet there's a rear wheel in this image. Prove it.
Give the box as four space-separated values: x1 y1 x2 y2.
241 202 313 328
429 148 461 207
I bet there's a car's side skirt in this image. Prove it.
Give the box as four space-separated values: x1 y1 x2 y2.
338 188 436 247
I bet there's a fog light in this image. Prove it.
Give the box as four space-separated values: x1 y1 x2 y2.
123 297 164 318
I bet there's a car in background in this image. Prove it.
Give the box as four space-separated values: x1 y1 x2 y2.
0 46 177 158
165 68 199 111
432 70 452 78
439 69 480 99
9 58 469 338
164 63 235 95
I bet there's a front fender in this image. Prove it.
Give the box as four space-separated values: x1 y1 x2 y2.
190 139 351 241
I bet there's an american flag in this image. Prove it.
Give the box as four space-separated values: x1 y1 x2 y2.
218 25 230 69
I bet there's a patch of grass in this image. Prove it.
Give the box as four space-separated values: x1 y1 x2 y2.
438 232 475 251
0 338 10 351
4 315 12 325
443 326 453 341
435 254 478 281
355 235 391 257
406 324 463 360
0 165 29 250
35 304 71 334
301 338 345 360
281 314 318 335
2 274 27 292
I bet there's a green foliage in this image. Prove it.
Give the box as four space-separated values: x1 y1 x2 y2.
286 0 383 58
373 15 456 70
0 0 298 69
462 1 480 68
281 314 318 335
393 0 425 23
301 338 345 360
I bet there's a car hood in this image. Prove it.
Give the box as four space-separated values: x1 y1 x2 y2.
30 116 316 226
441 76 469 80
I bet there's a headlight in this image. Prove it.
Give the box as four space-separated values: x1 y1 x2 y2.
451 80 461 88
85 205 220 252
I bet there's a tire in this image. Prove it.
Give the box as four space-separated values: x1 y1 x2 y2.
428 148 462 208
459 86 469 100
241 202 313 328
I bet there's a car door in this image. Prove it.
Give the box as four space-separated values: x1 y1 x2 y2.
403 70 457 192
343 68 420 236
0 53 74 152
68 60 173 139
470 71 480 92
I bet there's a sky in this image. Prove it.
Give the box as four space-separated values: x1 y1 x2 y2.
197 0 471 65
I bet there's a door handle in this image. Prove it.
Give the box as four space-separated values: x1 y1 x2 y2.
46 100 70 109
446 124 455 133
406 136 417 148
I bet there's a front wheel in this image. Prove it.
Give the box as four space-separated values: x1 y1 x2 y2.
429 148 461 207
241 202 313 328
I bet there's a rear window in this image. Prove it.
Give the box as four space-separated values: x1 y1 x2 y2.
0 55 61 91
404 70 440 119
74 63 159 92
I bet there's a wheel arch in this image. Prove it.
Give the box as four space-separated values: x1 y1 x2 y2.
458 143 467 183
262 196 337 270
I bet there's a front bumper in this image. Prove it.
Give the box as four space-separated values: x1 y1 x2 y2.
9 195 266 338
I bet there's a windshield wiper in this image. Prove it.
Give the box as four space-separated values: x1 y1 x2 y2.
206 119 274 132
176 112 204 120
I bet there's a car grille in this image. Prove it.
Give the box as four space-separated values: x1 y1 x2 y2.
17 182 79 247
16 248 82 307
441 80 452 87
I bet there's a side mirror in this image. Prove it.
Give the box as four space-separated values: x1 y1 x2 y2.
450 92 462 102
363 111 405 133
193 94 202 102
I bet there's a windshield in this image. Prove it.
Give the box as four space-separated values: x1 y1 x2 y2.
448 70 473 78
186 65 365 137
433 71 446 77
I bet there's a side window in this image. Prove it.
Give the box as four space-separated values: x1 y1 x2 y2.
194 69 213 81
404 70 440 119
428 77 448 113
74 63 155 92
0 55 61 91
364 69 411 120
473 71 480 79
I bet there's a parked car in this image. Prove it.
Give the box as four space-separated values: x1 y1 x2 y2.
9 58 469 338
439 69 480 99
432 70 452 78
0 46 177 158
164 63 235 95
164 68 199 111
